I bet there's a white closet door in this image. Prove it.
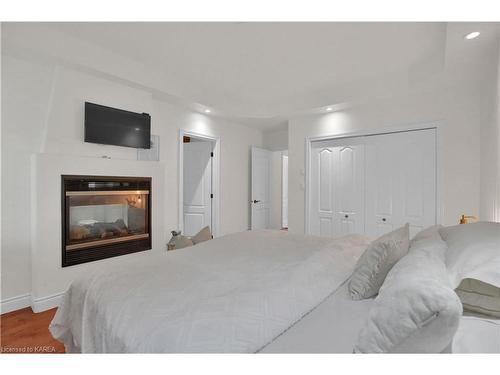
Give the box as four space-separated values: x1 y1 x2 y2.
310 146 334 237
365 129 436 238
310 140 365 237
396 129 436 237
365 134 400 237
334 145 365 236
309 128 436 238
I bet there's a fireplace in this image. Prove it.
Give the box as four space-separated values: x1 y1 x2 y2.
62 175 152 267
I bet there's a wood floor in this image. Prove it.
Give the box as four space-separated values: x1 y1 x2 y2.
0 307 65 354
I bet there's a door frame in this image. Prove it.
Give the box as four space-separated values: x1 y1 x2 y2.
178 129 221 237
304 122 443 235
281 151 288 229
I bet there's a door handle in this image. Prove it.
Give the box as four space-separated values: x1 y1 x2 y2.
382 218 387 222
252 200 261 204
344 214 349 218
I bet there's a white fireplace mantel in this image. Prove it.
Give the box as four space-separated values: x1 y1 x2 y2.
30 153 166 312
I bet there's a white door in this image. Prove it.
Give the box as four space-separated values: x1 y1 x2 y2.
251 147 272 230
309 139 365 237
309 128 436 238
365 129 436 238
282 154 289 228
183 141 213 236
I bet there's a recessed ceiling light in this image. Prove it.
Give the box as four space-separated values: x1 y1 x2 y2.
464 31 480 40
204 109 211 113
326 107 333 112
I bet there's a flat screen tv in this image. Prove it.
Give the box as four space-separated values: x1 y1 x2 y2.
84 102 151 149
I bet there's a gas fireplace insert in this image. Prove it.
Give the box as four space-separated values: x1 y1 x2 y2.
61 175 152 267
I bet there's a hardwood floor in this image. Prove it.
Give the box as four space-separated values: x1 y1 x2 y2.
0 307 65 354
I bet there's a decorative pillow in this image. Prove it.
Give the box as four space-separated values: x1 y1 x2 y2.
191 226 212 244
455 278 500 318
172 235 194 249
348 224 410 300
354 232 463 353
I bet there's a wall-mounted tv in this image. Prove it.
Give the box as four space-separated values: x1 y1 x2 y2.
84 102 151 149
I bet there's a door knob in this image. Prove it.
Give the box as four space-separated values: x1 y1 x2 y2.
344 214 349 218
253 200 261 204
382 218 386 222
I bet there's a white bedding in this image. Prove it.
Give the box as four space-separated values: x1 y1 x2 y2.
50 230 371 353
261 283 374 353
262 284 500 353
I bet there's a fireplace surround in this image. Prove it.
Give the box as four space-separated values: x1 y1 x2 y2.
61 175 152 267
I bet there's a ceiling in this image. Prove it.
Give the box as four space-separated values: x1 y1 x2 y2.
6 22 500 130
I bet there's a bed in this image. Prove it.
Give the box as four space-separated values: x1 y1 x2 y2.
50 230 371 353
50 224 500 353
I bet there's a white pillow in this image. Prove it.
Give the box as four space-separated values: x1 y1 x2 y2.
354 232 463 353
456 278 500 318
191 226 212 244
348 224 410 300
439 222 500 318
411 224 443 244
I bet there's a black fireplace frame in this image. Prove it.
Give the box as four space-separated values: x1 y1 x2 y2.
61 175 152 267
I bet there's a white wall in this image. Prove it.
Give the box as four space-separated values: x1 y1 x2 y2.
479 39 500 222
1 53 262 311
288 81 483 233
263 127 288 151
263 127 288 230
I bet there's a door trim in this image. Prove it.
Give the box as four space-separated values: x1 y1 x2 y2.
281 151 288 229
304 122 442 235
178 129 221 237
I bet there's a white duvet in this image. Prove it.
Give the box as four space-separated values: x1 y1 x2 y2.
50 230 370 353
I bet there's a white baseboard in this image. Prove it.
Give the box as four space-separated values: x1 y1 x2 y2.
0 293 31 314
1 292 64 314
31 292 64 313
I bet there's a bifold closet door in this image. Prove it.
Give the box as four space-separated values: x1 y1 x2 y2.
365 129 436 238
309 140 365 238
309 128 436 239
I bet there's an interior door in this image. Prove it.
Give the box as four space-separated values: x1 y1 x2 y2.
251 147 272 230
183 141 213 236
309 139 365 237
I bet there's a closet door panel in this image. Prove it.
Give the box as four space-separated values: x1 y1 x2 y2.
310 147 334 237
365 129 436 237
334 145 365 236
365 138 398 237
310 141 364 238
398 129 436 237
